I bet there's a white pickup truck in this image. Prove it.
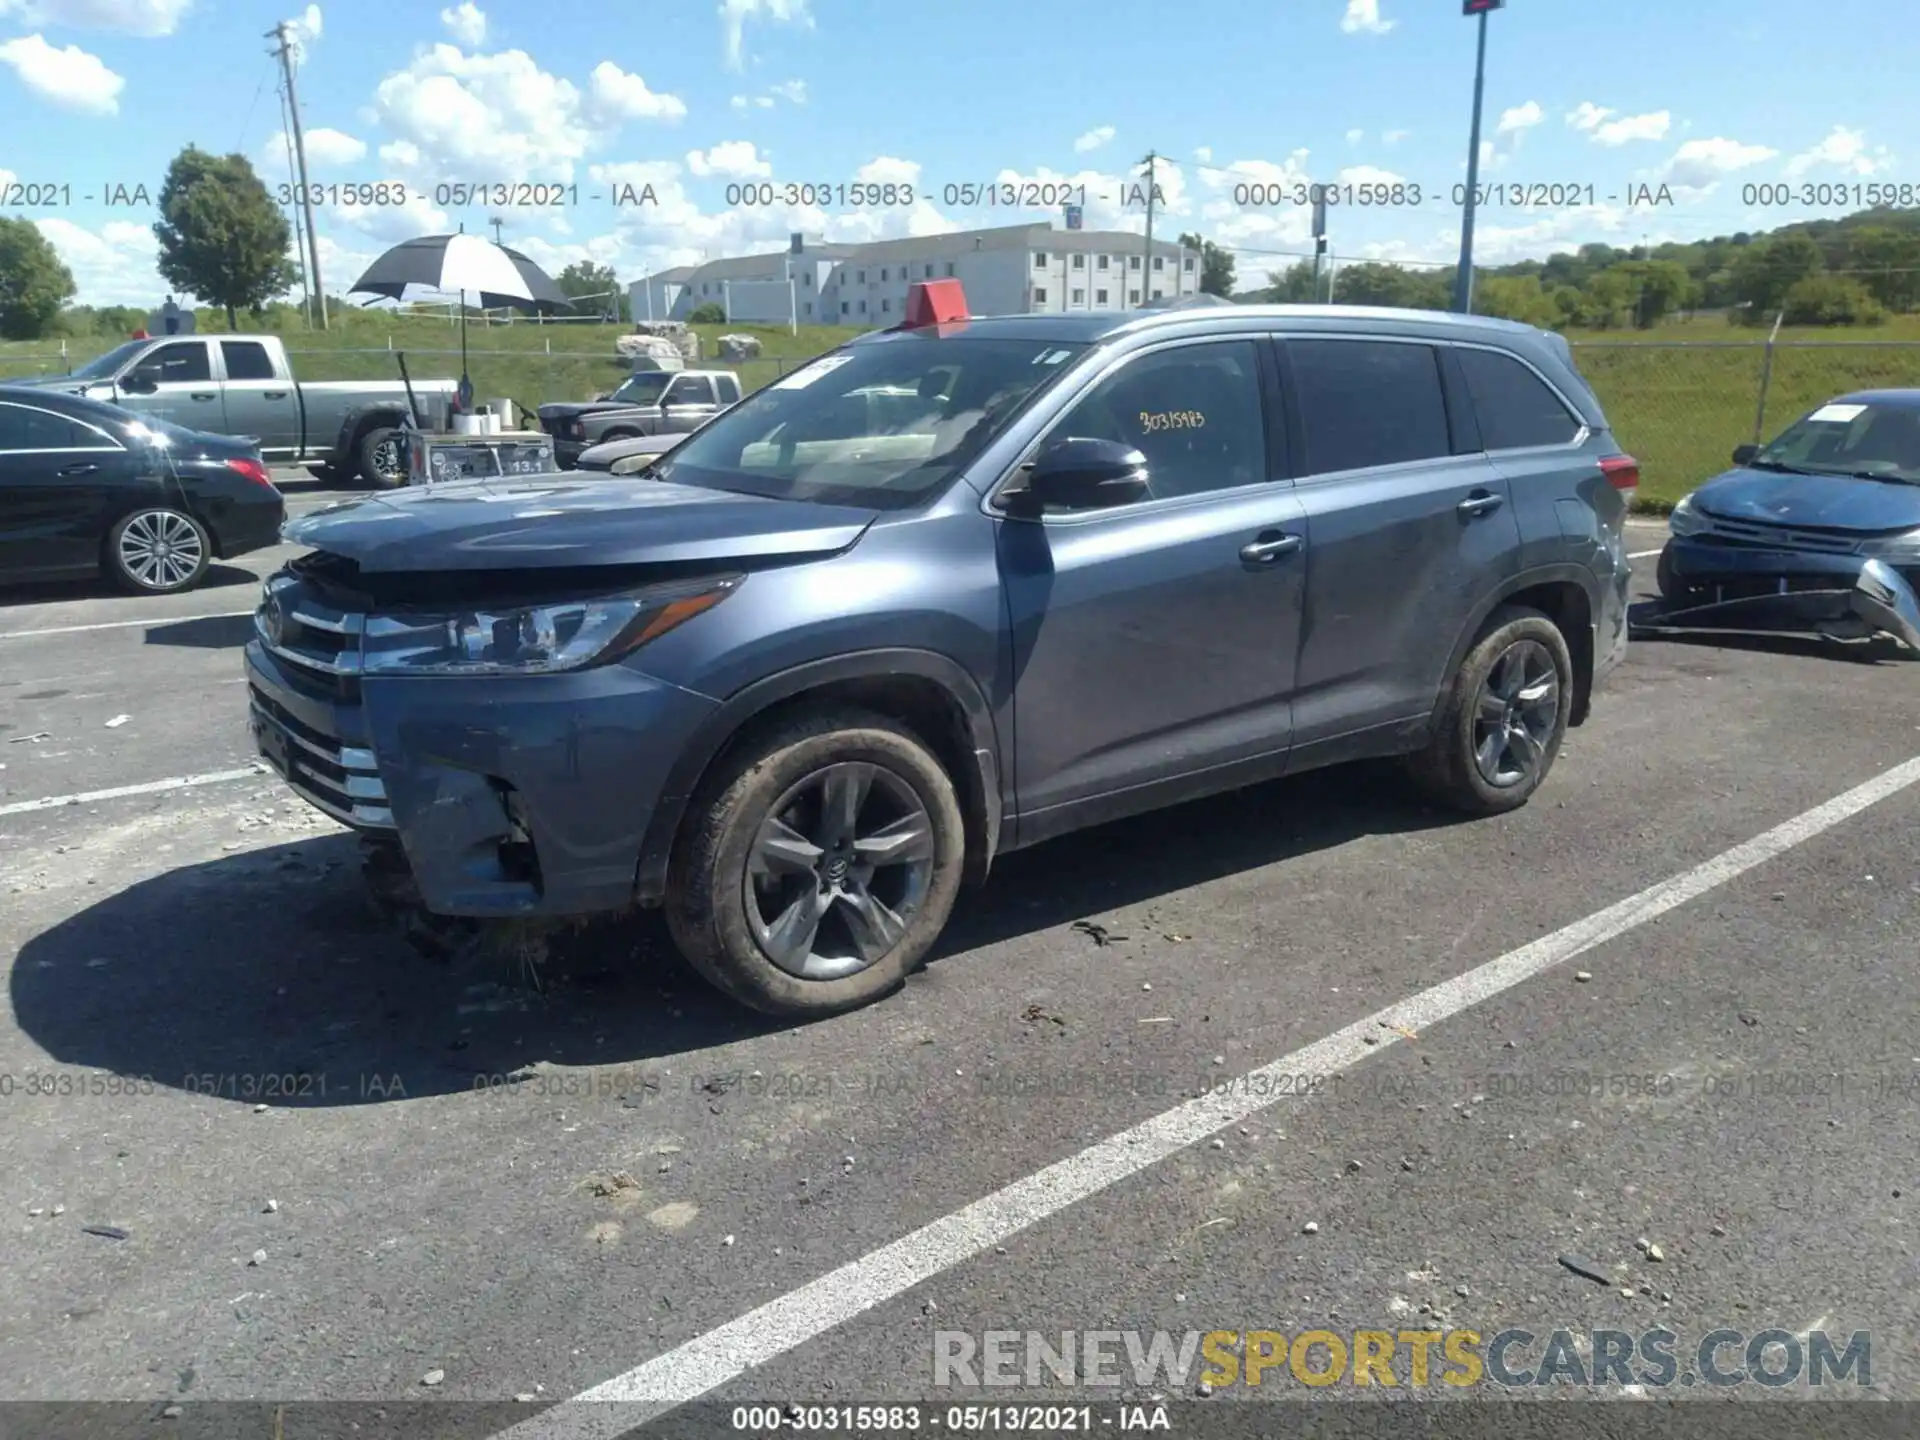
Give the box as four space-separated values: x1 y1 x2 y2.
10 334 460 489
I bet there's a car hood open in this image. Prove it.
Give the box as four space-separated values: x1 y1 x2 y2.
1695 466 1920 533
281 475 876 573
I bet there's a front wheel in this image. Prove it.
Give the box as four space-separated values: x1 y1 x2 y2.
105 506 211 594
1406 605 1572 816
664 708 966 1017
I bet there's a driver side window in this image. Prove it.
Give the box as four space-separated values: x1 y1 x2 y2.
1034 341 1268 505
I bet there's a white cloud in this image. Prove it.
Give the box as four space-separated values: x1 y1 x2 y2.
34 216 163 305
0 34 122 115
1784 125 1892 178
855 156 920 186
1568 103 1670 146
1340 0 1393 34
1496 100 1543 136
367 45 681 188
326 190 451 251
1193 145 1213 163
0 0 189 36
1662 136 1778 190
1383 128 1410 145
1338 164 1408 188
1074 125 1116 154
768 79 806 103
1346 128 1364 144
686 140 772 179
588 61 687 123
286 3 321 62
440 1 485 45
719 0 813 71
280 126 366 168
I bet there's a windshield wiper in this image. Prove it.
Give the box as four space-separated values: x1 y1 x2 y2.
1744 458 1806 474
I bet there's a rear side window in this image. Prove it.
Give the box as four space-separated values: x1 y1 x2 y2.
1289 339 1450 475
716 376 741 404
670 375 717 405
222 341 276 381
1455 346 1583 450
0 402 117 451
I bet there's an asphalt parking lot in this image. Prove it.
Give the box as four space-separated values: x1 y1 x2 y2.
2 504 1918 1433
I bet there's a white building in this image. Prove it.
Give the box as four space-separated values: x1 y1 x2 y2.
628 222 1202 326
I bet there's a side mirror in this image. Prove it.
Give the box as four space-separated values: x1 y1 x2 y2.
121 368 160 394
1009 438 1151 515
1732 443 1760 467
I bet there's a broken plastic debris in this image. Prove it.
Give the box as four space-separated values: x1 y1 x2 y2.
104 715 130 729
81 1225 129 1241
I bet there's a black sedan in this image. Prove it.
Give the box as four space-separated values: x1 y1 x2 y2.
0 384 285 595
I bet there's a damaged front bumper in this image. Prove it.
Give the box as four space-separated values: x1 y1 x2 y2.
1638 554 1920 654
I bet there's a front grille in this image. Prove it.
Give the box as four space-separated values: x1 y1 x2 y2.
251 569 390 830
249 685 393 829
1695 515 1863 556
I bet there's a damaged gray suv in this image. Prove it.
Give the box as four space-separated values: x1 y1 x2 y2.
247 295 1633 1017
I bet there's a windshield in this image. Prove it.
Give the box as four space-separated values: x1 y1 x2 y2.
650 335 1089 510
70 341 151 381
610 372 672 404
1757 401 1920 483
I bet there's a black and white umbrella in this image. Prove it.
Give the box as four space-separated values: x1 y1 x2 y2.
349 231 567 409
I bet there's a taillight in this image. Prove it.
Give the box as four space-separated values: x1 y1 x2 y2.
1600 454 1639 497
225 456 274 489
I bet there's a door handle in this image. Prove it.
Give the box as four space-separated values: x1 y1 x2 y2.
1458 492 1504 518
59 462 99 476
1240 534 1303 563
189 392 216 402
264 391 287 400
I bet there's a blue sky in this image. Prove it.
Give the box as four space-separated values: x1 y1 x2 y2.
0 0 1912 306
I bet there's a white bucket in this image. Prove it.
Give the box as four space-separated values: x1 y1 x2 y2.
451 411 487 436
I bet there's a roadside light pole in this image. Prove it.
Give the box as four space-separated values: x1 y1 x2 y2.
1452 0 1504 314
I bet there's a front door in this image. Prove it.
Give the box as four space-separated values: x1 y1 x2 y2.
118 340 222 430
1280 336 1524 744
997 337 1306 832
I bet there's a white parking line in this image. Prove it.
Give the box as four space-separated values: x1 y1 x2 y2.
0 610 254 641
1629 549 1665 559
0 766 265 818
493 753 1920 1439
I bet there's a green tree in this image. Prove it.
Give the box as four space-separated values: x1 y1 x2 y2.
557 259 624 318
1331 261 1447 311
0 216 76 339
1780 274 1885 327
1729 234 1823 325
152 147 295 328
1263 260 1320 302
1600 259 1693 329
1176 232 1237 297
688 301 726 325
1472 274 1558 328
1835 226 1920 312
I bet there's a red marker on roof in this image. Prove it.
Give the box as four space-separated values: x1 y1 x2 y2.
893 279 969 333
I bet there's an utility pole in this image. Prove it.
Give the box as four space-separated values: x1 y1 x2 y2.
275 80 313 327
268 21 327 328
490 214 506 246
1139 150 1159 306
1452 0 1504 314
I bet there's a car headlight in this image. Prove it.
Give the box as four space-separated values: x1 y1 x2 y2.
1667 494 1707 537
358 575 741 676
1860 528 1920 564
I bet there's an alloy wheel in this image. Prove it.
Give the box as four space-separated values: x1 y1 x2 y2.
1470 638 1560 789
742 761 936 981
118 510 204 591
372 439 403 483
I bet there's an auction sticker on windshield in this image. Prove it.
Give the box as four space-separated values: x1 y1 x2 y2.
1809 403 1869 423
773 355 855 390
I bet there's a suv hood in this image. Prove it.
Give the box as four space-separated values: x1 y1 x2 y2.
281 475 876 573
1695 466 1920 532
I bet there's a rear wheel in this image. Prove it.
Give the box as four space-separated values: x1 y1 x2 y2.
356 426 406 489
105 506 211 594
664 708 966 1017
1406 605 1572 816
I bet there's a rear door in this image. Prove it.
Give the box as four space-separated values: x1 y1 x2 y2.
1279 335 1524 743
660 373 719 432
121 340 222 430
0 400 135 578
218 339 299 454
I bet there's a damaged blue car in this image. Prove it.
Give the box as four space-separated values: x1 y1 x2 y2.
1649 389 1920 654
